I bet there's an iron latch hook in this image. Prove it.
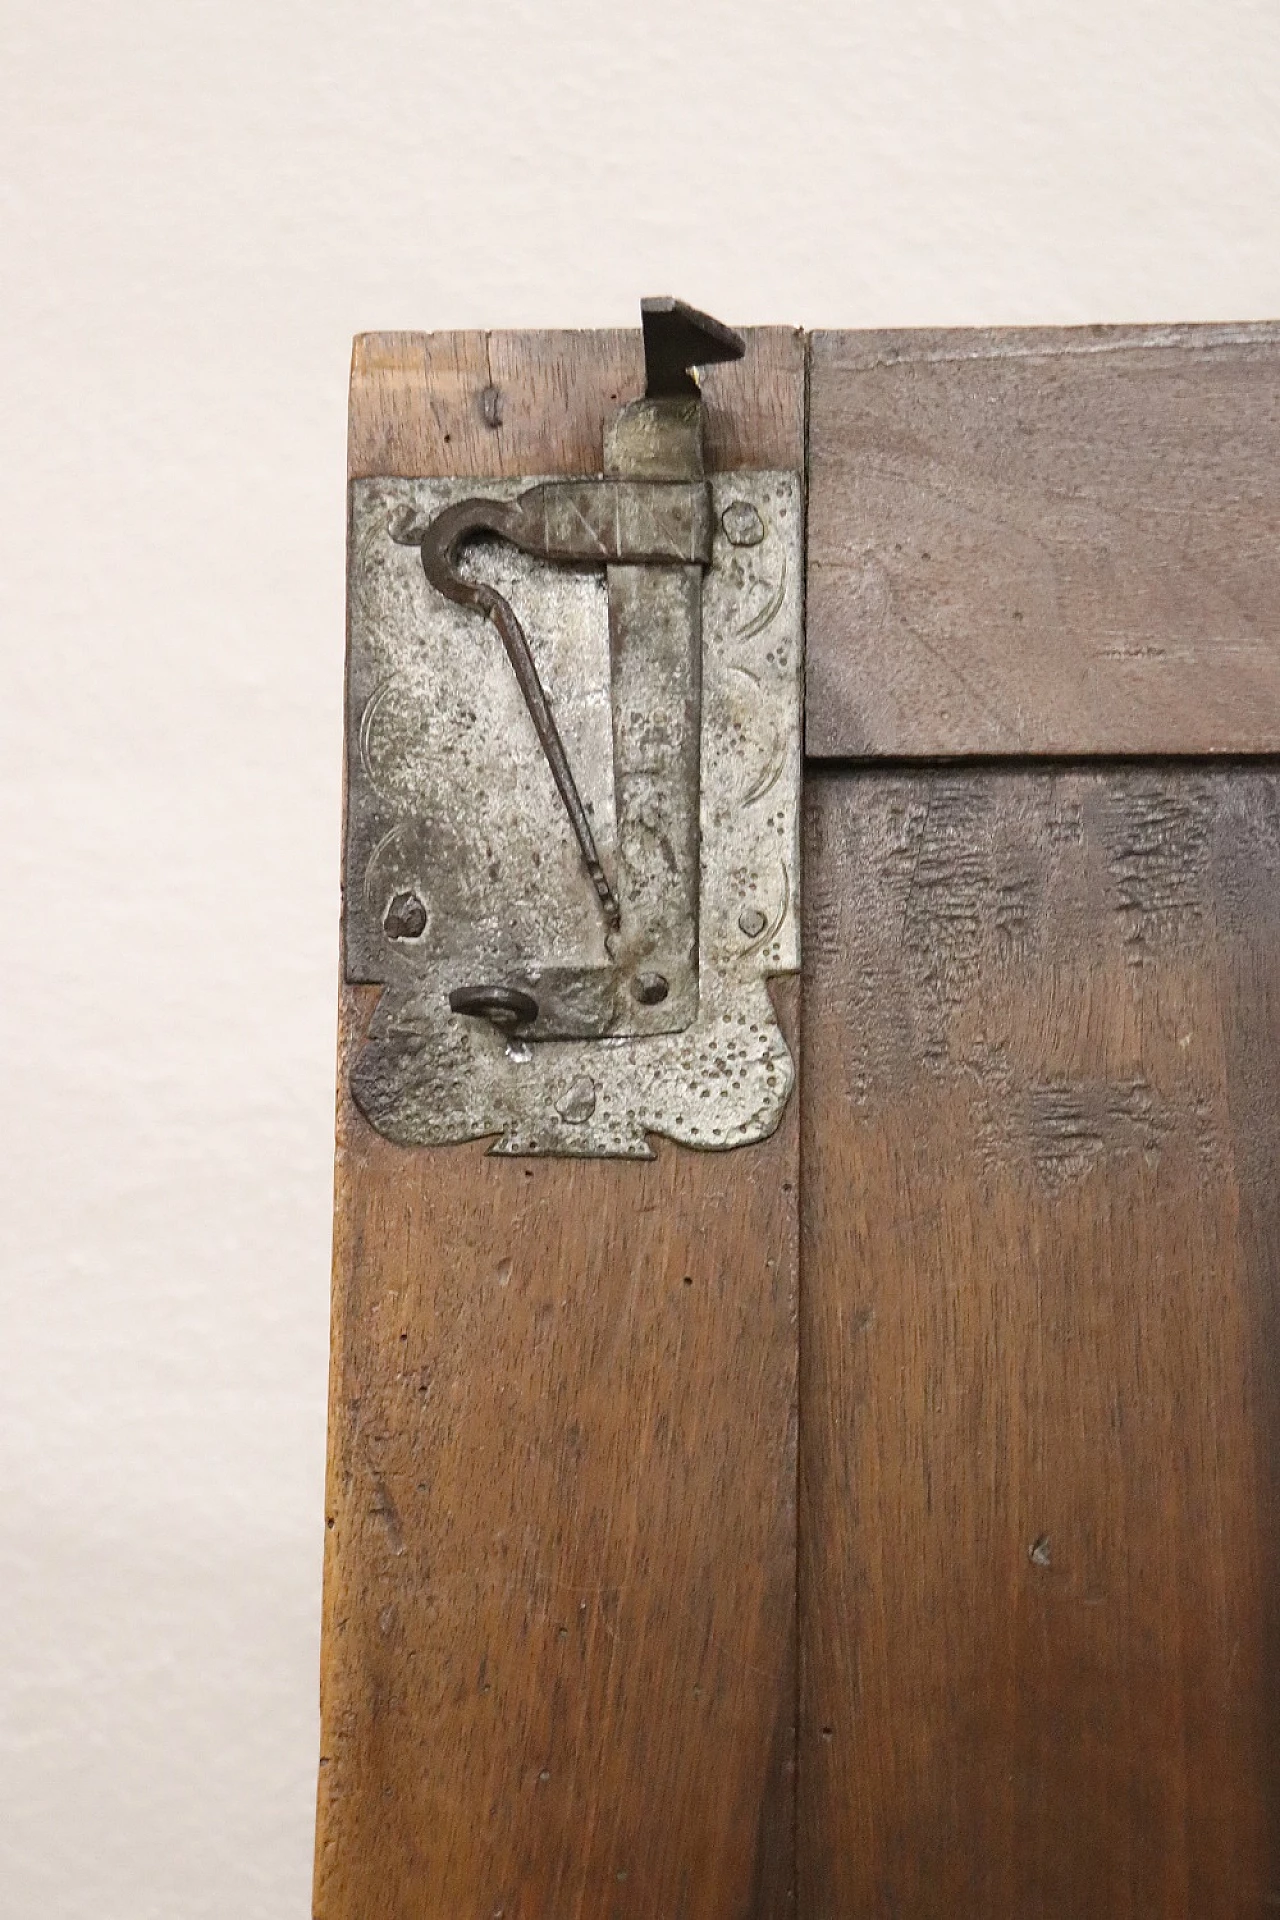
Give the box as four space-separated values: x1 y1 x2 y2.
390 493 623 931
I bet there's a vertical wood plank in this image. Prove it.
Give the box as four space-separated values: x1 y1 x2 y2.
799 767 1280 1918
314 328 804 1920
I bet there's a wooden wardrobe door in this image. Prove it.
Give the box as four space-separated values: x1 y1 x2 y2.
314 328 804 1920
798 326 1280 1918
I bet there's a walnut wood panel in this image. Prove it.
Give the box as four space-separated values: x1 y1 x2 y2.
800 767 1280 1918
349 325 804 480
806 325 1280 758
314 328 804 1920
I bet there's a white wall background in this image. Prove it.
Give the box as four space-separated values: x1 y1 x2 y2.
1 2 1278 1914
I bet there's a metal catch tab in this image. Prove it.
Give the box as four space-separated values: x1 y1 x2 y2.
344 299 801 1157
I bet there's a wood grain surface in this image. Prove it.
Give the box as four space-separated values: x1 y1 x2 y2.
314 327 804 1920
805 324 1280 758
349 326 804 480
800 766 1280 1918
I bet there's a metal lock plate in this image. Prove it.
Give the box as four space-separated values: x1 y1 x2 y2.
343 304 801 1158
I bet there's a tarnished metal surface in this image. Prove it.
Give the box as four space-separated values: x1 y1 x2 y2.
600 395 707 1037
344 469 801 1157
605 561 702 1032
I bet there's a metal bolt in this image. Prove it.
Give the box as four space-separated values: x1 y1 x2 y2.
383 890 427 940
386 504 429 546
556 1076 597 1124
721 500 765 547
631 971 669 1006
738 906 768 939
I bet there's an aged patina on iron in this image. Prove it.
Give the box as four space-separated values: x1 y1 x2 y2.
344 298 802 1156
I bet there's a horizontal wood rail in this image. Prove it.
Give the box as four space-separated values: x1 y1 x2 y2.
805 323 1280 760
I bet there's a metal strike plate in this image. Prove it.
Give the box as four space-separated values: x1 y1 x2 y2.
343 309 800 1158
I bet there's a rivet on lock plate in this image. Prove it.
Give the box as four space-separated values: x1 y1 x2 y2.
343 298 801 1157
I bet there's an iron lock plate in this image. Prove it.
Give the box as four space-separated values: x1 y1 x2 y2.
342 305 801 1158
